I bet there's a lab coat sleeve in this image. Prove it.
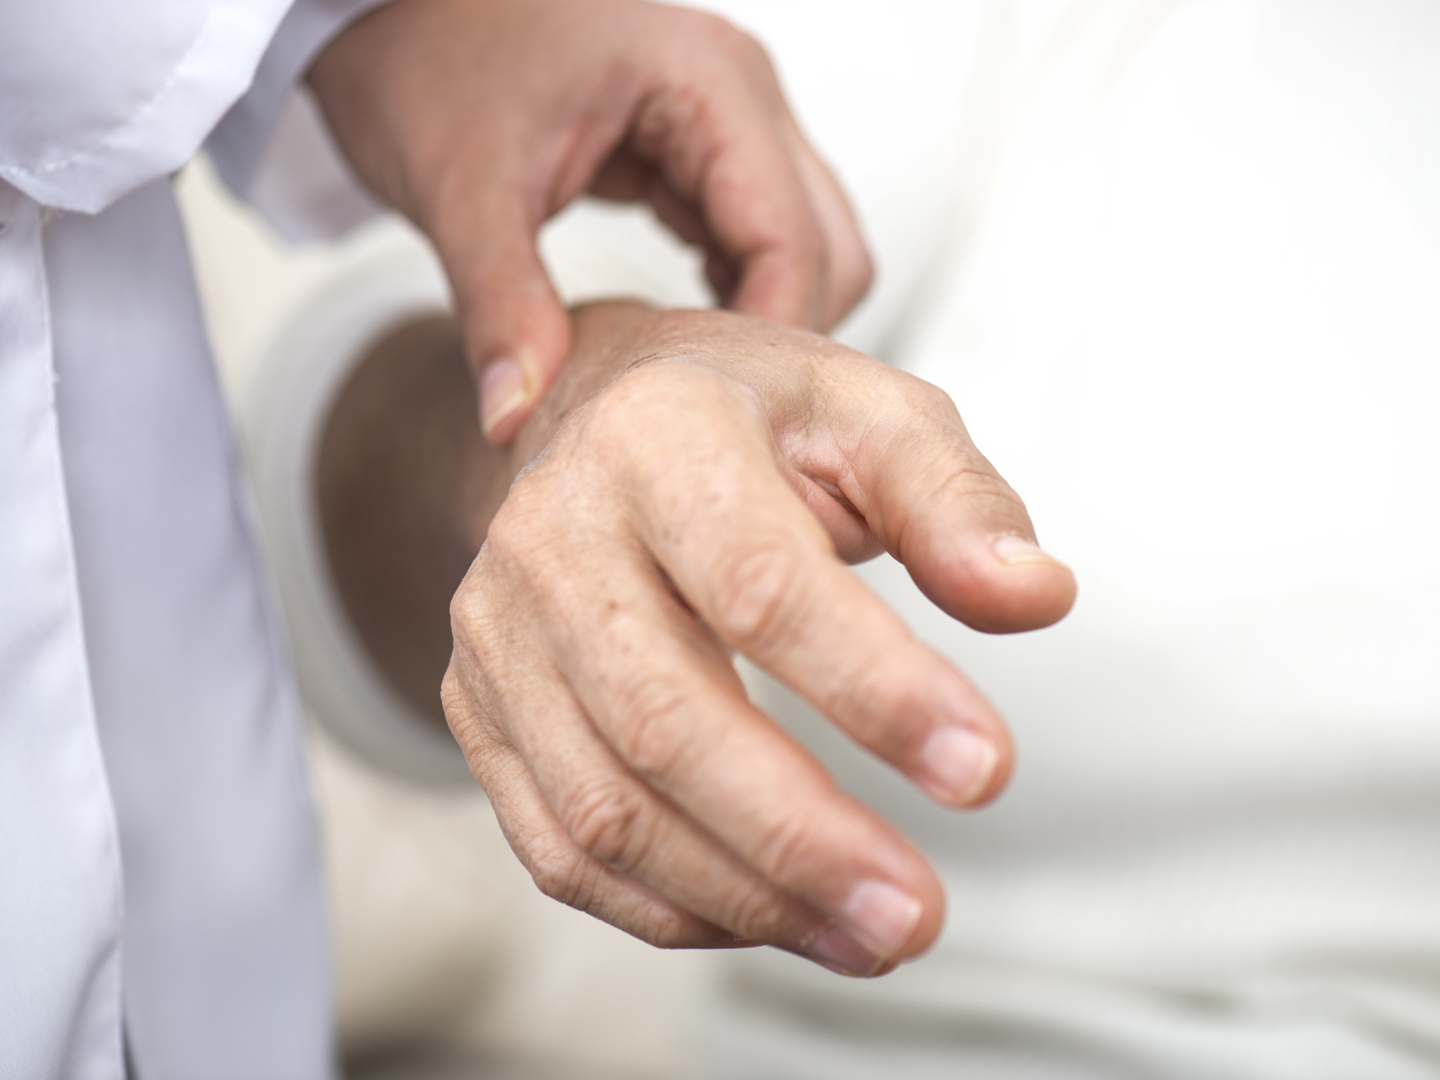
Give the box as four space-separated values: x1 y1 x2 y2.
207 0 392 243
0 0 295 213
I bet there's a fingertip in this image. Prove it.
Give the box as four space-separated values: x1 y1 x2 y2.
984 534 1078 631
806 877 937 975
912 532 1077 635
476 326 566 446
917 724 1009 808
479 352 533 445
460 258 571 445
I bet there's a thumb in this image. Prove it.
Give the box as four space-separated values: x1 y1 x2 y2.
441 198 573 447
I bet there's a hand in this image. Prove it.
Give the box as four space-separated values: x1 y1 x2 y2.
439 303 1076 975
308 0 872 444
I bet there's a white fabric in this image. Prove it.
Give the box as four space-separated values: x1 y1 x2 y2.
207 0 391 243
0 0 293 212
207 0 388 198
701 1 1440 1076
47 177 333 1080
0 179 125 1080
225 88 389 244
0 0 380 1075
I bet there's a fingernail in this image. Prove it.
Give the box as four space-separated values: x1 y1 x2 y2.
480 355 530 438
806 924 883 977
921 726 999 804
841 880 922 960
992 534 1058 565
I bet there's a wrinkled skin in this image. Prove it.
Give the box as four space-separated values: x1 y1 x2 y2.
427 303 1076 976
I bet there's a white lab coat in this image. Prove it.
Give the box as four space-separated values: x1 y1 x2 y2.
0 2 379 1077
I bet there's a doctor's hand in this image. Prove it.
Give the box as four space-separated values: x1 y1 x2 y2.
308 0 872 445
430 303 1076 975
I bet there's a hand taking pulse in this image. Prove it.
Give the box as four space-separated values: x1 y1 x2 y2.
309 0 871 444
319 303 1077 976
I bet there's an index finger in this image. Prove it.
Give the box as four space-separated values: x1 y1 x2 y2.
634 20 835 329
614 362 1014 811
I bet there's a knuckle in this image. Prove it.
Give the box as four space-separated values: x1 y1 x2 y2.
455 727 504 788
892 457 1030 567
582 377 646 447
439 662 464 714
481 492 540 567
831 656 916 747
438 661 473 734
560 775 655 874
726 878 812 944
658 11 782 102
609 673 695 780
450 503 535 641
916 378 963 420
646 917 715 950
447 570 505 682
595 360 699 416
725 28 775 77
527 830 601 910
711 542 810 655
931 458 1024 516
880 369 961 422
437 662 509 781
454 486 575 637
680 9 771 69
578 367 685 461
748 810 827 887
447 571 486 649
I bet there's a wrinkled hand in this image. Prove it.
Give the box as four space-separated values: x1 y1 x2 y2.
441 303 1076 976
309 0 871 443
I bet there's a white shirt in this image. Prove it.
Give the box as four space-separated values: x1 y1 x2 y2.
0 2 377 1077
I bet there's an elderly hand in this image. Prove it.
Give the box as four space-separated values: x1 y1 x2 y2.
308 0 872 444
434 303 1076 975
